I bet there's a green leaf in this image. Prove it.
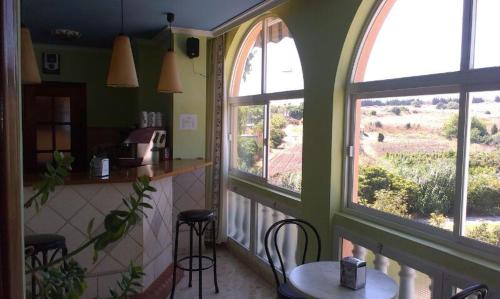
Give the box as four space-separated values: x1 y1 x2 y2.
86 218 95 239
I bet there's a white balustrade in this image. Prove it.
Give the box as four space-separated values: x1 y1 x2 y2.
258 205 270 258
374 254 390 274
352 244 367 260
232 194 242 241
241 196 250 247
398 263 416 299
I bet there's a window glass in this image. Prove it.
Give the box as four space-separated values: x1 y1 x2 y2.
36 125 53 151
268 99 303 193
232 105 265 176
231 23 263 97
55 125 71 150
464 91 500 247
265 18 303 93
473 0 500 69
353 94 459 230
54 97 71 123
35 96 52 123
355 0 463 82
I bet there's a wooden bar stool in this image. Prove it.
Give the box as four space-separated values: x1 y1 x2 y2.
170 209 219 299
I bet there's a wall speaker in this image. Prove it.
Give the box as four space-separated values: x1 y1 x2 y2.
186 37 199 59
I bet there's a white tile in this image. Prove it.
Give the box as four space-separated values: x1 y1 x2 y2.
91 254 126 275
142 262 156 289
98 273 123 298
128 221 144 245
70 204 105 236
26 206 66 234
154 245 172 279
109 236 142 268
158 221 171 248
113 182 135 198
56 223 86 252
89 185 123 214
80 276 97 299
49 187 86 220
74 245 104 273
174 173 197 192
186 180 206 206
72 184 103 201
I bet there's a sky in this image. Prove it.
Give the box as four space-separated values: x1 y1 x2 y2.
364 0 500 84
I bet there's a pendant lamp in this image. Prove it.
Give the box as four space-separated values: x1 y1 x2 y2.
157 13 182 93
21 20 41 84
107 0 138 87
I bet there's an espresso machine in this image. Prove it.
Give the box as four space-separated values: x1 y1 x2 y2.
120 128 167 166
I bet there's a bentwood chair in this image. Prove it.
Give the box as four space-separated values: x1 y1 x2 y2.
264 219 321 299
451 284 488 299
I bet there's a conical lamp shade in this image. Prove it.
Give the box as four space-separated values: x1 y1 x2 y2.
21 26 41 84
106 35 139 87
157 51 182 93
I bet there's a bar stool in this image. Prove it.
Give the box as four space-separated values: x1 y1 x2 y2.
25 234 68 299
170 209 219 299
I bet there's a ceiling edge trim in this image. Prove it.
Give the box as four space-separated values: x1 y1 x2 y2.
211 0 288 36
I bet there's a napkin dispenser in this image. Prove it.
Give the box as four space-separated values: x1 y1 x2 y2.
340 256 366 290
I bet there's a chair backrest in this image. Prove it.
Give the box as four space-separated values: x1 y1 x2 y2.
451 284 488 299
264 218 321 287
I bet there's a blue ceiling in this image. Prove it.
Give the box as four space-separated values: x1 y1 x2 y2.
23 0 264 47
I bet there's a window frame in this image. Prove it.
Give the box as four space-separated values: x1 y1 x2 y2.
343 0 500 260
228 16 305 198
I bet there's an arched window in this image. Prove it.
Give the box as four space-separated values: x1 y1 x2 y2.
346 0 500 250
229 17 304 195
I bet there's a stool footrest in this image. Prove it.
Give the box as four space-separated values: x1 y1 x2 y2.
176 256 215 272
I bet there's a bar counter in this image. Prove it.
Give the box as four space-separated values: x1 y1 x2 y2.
23 159 211 298
24 159 211 186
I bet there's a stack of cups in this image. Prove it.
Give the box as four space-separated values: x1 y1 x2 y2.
139 111 163 128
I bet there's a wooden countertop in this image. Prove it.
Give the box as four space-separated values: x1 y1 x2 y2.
24 159 211 186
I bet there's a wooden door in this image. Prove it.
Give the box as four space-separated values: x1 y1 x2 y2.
23 82 87 172
0 0 24 297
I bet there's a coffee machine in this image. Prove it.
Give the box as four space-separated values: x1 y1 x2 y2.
121 128 167 166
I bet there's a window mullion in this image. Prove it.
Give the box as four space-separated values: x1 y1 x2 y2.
460 0 476 71
261 19 268 95
453 90 470 238
264 103 270 180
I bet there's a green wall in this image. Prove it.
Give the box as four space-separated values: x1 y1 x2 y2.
34 37 208 158
172 34 207 159
224 0 500 287
34 44 138 128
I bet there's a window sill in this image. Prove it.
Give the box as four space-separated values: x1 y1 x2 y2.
228 174 302 214
333 210 500 287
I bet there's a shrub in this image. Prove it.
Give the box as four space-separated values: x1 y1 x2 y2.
485 110 491 115
378 133 385 142
270 114 287 149
472 97 485 103
288 103 304 120
237 137 259 170
405 123 411 129
436 102 459 110
443 114 489 142
272 172 302 193
467 169 500 216
491 124 498 135
369 190 409 218
429 212 447 228
390 107 401 115
466 224 499 246
370 110 377 116
495 96 500 103
374 121 383 128
270 128 286 148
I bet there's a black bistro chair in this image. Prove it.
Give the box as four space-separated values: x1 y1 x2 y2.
451 284 488 299
264 219 321 299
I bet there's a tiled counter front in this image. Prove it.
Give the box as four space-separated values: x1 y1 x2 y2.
173 167 206 254
24 177 173 299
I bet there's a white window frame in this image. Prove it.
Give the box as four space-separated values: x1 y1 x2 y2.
228 17 305 198
343 0 500 260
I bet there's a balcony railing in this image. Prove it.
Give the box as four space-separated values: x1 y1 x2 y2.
226 188 500 298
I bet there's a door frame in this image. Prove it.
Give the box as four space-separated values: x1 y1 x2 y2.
1 0 24 297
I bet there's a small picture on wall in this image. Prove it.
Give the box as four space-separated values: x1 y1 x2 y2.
42 52 60 74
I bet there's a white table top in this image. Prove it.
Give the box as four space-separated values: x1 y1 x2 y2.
289 261 398 299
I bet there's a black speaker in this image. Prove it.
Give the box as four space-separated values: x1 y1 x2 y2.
186 37 199 59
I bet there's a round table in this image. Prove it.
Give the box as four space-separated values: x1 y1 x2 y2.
289 261 398 299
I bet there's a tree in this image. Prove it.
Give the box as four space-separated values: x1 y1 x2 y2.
378 133 385 142
288 102 304 120
443 114 489 143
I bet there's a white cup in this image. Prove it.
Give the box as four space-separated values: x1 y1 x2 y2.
155 112 162 127
139 111 148 128
148 112 156 127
